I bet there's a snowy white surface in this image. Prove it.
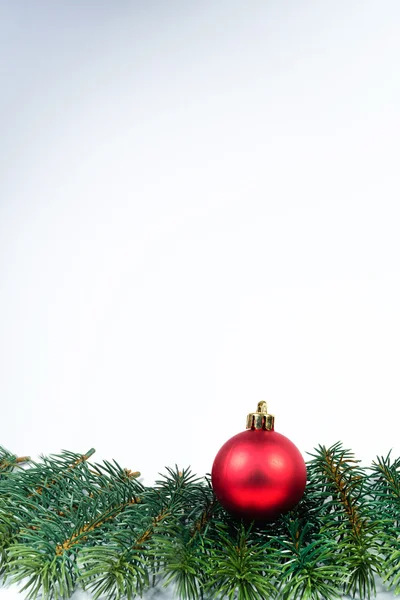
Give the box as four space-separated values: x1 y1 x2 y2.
0 577 397 600
0 576 397 600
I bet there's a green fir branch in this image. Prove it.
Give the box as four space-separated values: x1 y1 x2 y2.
0 442 399 600
369 452 400 594
204 524 278 600
306 442 380 598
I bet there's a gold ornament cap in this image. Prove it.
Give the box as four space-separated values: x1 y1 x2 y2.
246 401 275 431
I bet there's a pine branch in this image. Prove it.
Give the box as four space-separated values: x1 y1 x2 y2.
277 527 346 600
306 442 380 598
203 524 278 600
369 452 400 594
0 442 399 600
0 446 30 478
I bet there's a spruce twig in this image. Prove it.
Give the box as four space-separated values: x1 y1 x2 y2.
369 452 400 593
307 442 381 598
0 443 399 600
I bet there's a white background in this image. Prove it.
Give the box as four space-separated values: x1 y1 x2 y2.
1 1 399 598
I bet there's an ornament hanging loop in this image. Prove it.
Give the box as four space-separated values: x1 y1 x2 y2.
246 400 275 431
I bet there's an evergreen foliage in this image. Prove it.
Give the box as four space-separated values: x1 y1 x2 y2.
0 443 398 599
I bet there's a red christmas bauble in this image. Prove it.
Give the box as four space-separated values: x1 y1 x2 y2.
211 401 307 522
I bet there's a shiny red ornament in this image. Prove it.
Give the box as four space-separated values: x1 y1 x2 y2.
211 401 307 522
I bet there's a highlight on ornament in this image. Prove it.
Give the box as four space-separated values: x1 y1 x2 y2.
0 408 399 600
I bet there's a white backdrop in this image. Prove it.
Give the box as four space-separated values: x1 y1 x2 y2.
1 1 400 598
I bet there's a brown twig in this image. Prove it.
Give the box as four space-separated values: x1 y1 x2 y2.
134 508 170 548
55 495 141 555
0 456 31 469
323 449 363 536
28 449 96 497
191 499 217 537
